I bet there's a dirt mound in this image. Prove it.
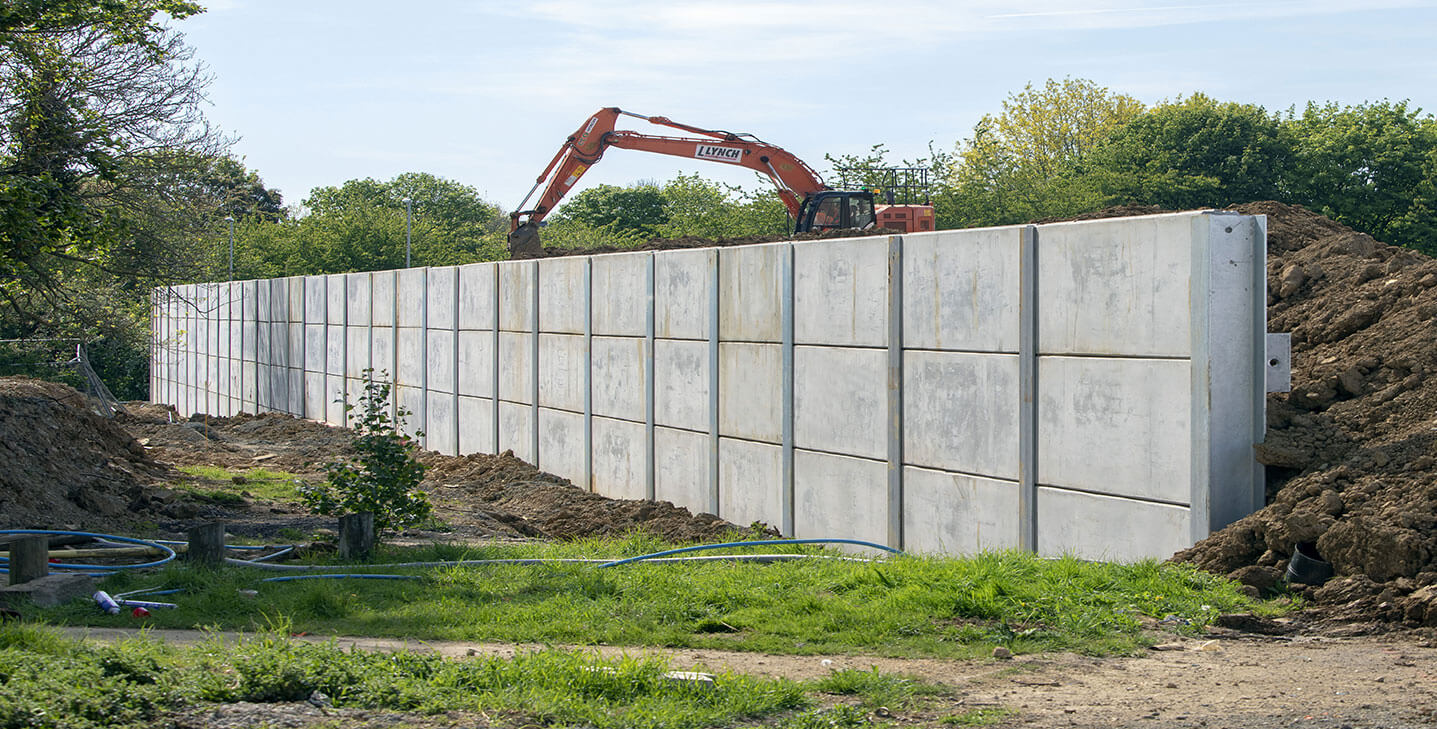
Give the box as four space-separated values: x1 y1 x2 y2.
1171 201 1437 627
512 227 894 259
421 450 756 542
127 412 357 478
0 377 174 530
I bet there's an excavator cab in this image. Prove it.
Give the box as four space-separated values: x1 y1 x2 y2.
795 191 877 234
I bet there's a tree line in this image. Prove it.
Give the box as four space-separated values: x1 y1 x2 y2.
3 6 1435 399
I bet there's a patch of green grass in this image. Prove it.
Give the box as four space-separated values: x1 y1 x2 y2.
177 465 307 503
0 624 810 729
812 667 948 710
36 538 1285 659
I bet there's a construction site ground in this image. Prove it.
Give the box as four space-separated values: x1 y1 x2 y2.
3 201 1437 726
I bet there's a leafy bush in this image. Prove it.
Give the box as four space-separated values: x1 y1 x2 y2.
299 370 430 533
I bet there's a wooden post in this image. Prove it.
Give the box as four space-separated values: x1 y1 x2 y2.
338 513 374 562
187 522 226 566
8 536 49 585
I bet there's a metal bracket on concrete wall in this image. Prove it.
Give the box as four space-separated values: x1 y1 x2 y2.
584 258 594 491
1265 333 1291 393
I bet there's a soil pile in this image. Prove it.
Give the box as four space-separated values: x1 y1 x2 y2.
0 377 173 529
1173 201 1437 627
126 411 356 478
421 450 757 542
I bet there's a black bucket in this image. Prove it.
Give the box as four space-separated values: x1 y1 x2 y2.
1285 541 1334 586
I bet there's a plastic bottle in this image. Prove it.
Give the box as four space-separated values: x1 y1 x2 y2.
93 591 121 615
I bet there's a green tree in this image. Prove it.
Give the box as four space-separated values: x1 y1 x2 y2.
1284 100 1437 253
945 77 1145 226
1092 94 1290 209
654 174 787 238
551 183 669 236
238 173 508 276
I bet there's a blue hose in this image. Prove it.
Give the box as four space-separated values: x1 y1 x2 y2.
0 530 177 572
597 538 901 568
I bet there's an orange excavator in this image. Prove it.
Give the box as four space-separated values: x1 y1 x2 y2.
508 107 935 254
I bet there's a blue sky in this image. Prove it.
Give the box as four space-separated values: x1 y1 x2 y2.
177 0 1437 213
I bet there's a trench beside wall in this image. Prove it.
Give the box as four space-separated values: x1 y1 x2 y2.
151 211 1269 561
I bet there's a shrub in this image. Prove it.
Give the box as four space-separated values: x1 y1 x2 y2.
299 370 430 533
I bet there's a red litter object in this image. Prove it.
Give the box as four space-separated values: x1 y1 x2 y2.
131 607 150 618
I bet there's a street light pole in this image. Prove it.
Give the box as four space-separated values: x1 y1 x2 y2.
404 198 413 268
225 216 235 280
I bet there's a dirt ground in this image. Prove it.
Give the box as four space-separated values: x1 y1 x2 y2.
67 626 1437 729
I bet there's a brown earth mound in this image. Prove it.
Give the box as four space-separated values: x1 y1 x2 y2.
0 377 173 529
1171 201 1437 627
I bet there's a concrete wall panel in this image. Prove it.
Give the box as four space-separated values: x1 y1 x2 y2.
241 321 257 361
592 416 646 501
655 249 712 340
371 273 395 327
498 262 533 332
427 330 455 394
591 336 645 422
497 331 532 403
395 385 424 438
538 333 585 413
370 328 394 384
655 426 708 515
655 338 708 432
427 267 456 330
457 396 495 455
497 400 533 461
303 276 326 323
903 466 1020 554
458 263 495 330
538 407 586 485
396 327 424 388
345 326 369 378
345 273 370 326
718 342 781 443
326 374 346 425
719 243 784 342
902 227 1021 353
904 351 1020 480
1037 356 1190 504
539 258 587 334
397 269 426 328
325 326 344 376
303 324 325 372
794 236 888 347
304 371 325 419
1036 214 1192 357
794 346 885 460
326 274 346 325
1036 486 1190 562
287 369 304 415
794 450 886 544
426 391 457 456
719 437 781 529
457 330 493 398
288 278 306 322
592 252 649 337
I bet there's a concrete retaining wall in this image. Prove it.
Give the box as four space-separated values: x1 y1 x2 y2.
151 211 1270 561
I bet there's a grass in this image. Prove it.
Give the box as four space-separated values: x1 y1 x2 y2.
176 465 307 503
0 622 825 729
35 535 1284 659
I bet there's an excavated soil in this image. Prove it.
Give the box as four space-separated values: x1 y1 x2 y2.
0 382 751 543
1168 202 1437 628
0 377 174 530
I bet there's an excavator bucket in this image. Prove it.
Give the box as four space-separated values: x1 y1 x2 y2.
508 222 543 258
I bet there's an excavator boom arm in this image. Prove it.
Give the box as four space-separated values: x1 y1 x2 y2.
511 107 830 229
